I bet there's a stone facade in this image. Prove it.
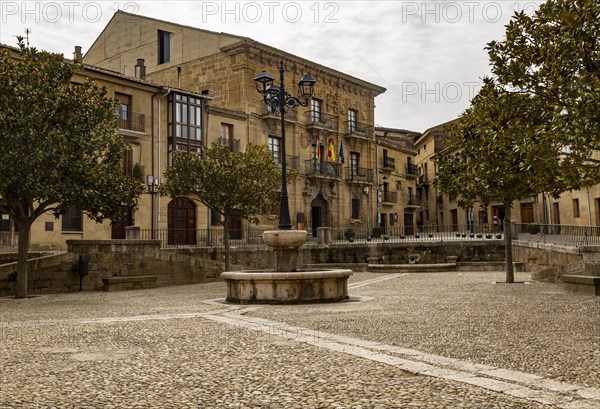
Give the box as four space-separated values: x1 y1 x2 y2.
414 121 600 231
84 11 387 237
374 127 421 234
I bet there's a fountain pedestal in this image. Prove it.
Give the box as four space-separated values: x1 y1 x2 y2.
221 230 352 304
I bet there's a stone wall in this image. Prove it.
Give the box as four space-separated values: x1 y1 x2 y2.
0 240 223 297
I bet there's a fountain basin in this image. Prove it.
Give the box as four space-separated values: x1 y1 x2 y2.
221 269 353 304
262 230 308 249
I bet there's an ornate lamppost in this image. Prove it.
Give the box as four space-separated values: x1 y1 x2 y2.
254 61 315 229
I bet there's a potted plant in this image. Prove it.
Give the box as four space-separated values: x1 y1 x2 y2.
344 228 355 242
527 223 540 234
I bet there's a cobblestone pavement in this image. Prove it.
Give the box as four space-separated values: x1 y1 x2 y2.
1 272 598 408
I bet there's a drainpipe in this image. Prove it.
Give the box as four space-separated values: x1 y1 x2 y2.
375 135 380 229
157 89 171 234
587 188 592 226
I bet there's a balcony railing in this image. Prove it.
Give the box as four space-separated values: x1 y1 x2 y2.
274 155 300 169
407 194 421 207
382 156 396 170
343 120 372 137
381 190 397 204
304 160 341 178
218 137 241 152
305 111 338 131
117 112 145 133
436 195 444 206
406 163 418 177
346 167 373 183
124 163 145 182
418 174 430 185
260 105 297 122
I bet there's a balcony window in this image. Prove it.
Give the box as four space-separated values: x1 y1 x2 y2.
268 136 281 164
310 99 321 123
351 198 360 219
350 152 359 178
347 109 357 133
168 93 203 163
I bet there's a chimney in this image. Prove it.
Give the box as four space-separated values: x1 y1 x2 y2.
134 58 146 79
73 46 82 63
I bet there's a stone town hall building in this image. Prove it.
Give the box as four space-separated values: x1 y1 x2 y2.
83 11 387 243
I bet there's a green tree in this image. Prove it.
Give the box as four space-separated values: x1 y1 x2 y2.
486 0 600 181
435 0 600 283
161 143 281 271
434 79 575 283
0 42 142 298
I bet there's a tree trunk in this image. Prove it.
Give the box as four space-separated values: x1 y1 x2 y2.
222 217 231 272
15 221 31 298
504 200 514 284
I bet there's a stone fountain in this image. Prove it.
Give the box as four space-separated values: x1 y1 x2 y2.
221 230 352 304
222 62 352 303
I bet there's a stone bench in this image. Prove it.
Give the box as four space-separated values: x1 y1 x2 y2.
102 275 158 292
562 275 600 296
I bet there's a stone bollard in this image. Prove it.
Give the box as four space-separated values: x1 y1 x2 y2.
125 226 141 240
317 227 332 245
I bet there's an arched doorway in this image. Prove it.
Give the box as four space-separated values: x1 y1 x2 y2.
310 194 329 237
168 198 197 245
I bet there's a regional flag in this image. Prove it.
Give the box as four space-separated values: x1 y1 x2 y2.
339 142 345 164
327 139 336 162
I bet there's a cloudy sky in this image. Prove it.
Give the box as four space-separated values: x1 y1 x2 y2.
0 0 542 132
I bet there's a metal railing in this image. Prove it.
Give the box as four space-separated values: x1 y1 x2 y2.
139 228 270 249
0 232 18 253
407 194 421 207
346 167 373 183
260 105 298 121
382 157 395 170
304 160 341 178
512 223 600 247
305 111 338 130
406 163 418 176
217 137 241 152
281 155 300 169
343 120 372 137
381 190 397 204
324 224 503 243
117 112 145 133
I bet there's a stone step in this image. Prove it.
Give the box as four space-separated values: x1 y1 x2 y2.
561 274 600 296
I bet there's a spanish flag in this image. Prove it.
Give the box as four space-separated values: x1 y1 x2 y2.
327 139 336 162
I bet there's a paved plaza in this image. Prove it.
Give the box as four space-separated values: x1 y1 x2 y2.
1 271 599 408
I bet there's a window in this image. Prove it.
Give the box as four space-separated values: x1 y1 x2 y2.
115 93 131 129
573 198 580 218
158 30 171 64
168 93 203 164
62 207 83 231
350 152 359 178
408 187 413 205
210 208 220 226
389 213 395 227
351 198 360 219
220 123 232 145
347 109 357 133
310 99 321 123
268 136 281 164
220 123 238 151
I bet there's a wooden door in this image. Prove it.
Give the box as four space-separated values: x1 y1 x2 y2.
168 198 196 245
